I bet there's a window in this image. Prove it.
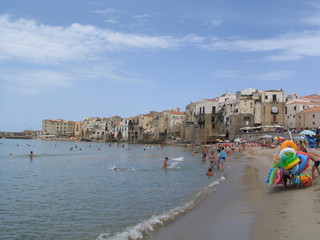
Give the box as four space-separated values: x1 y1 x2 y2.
212 106 216 113
271 106 278 113
313 122 315 126
272 115 277 122
272 94 277 102
294 106 296 111
313 114 316 118
265 95 268 100
244 117 250 126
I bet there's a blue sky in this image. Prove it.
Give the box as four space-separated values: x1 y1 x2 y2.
1 0 320 131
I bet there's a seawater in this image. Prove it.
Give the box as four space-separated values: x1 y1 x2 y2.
0 139 225 240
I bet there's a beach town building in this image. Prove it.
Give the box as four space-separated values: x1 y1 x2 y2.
114 118 129 142
81 116 121 141
151 111 168 142
296 107 320 129
192 98 221 143
183 101 199 143
42 119 76 136
128 115 143 143
225 89 261 139
286 99 320 128
260 89 286 130
74 121 82 138
163 108 186 140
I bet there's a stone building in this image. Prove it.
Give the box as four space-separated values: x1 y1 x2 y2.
296 107 320 129
42 119 76 136
260 89 286 129
128 115 143 143
286 99 320 128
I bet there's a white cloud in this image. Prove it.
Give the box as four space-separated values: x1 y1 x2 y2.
0 15 185 64
92 9 117 14
204 30 320 61
209 19 222 26
214 70 295 81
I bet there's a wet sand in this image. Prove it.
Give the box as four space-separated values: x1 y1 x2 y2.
145 147 320 240
145 151 265 240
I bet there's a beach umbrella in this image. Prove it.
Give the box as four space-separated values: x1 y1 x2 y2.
273 136 279 140
262 134 273 138
299 130 316 136
294 136 305 140
234 138 241 142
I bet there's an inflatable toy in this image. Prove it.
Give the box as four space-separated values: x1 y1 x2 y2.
269 168 278 186
265 168 274 183
296 154 309 175
284 158 300 170
273 169 284 186
279 147 296 159
280 140 298 151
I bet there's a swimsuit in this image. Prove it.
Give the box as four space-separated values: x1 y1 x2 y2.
315 161 320 167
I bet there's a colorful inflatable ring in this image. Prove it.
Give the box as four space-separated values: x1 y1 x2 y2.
279 147 296 159
273 169 284 186
297 151 310 158
284 158 300 170
269 168 278 186
280 140 298 152
296 154 309 174
265 168 274 183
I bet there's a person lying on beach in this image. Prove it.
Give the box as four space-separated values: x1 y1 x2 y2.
206 168 213 176
163 157 171 168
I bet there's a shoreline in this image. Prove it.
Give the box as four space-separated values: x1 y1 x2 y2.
144 146 320 240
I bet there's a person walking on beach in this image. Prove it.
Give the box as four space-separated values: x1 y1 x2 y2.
309 152 320 179
163 157 171 168
220 147 227 168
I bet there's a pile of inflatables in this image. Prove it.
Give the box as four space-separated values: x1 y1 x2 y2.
266 140 312 187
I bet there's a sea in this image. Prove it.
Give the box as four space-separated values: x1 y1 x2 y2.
0 139 256 240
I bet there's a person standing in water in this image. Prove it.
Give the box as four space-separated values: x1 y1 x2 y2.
30 151 34 160
209 151 216 168
163 157 171 168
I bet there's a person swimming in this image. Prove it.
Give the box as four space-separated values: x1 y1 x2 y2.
163 157 171 168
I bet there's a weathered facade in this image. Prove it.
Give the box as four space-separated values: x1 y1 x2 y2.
42 119 76 136
296 107 320 129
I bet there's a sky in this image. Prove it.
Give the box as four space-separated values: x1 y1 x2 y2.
1 0 320 131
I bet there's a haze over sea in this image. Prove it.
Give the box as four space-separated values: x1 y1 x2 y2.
0 139 237 240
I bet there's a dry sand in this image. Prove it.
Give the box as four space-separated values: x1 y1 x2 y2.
246 147 320 240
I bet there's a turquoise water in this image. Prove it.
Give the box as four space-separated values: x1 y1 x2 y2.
0 139 225 240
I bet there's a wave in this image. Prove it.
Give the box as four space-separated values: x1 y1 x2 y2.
167 162 181 169
97 175 225 240
171 157 184 161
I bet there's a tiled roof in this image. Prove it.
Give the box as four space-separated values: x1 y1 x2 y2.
299 106 320 113
264 89 283 92
164 110 186 115
287 101 320 105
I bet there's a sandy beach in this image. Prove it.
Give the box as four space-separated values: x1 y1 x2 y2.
146 146 320 240
248 147 320 240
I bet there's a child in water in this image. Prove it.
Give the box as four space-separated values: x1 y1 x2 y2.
206 168 213 176
163 157 171 168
